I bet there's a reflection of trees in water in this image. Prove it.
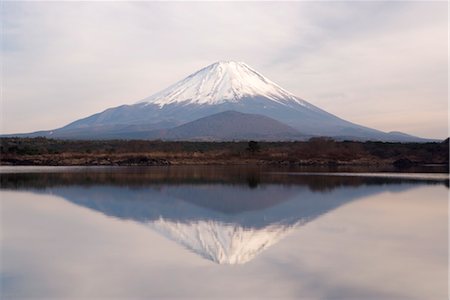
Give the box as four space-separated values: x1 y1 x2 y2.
1 166 447 191
246 173 260 189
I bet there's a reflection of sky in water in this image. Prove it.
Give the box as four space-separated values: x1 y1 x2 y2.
1 170 448 299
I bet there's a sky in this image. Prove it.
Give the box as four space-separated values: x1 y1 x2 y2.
1 1 448 139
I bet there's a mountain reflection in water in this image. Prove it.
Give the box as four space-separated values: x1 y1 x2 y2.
1 166 447 264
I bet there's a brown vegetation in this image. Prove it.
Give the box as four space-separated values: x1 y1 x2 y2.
0 137 448 169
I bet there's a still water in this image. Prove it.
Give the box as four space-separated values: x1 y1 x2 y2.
1 166 448 300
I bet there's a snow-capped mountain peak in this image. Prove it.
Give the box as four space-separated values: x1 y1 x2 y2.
139 61 303 106
18 60 428 141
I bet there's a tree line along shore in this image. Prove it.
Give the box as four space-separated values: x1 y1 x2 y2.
0 137 448 169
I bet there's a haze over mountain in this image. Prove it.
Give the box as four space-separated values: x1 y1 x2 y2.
9 61 433 142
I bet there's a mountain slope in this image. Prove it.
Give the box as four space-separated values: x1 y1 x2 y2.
155 110 304 141
8 60 433 141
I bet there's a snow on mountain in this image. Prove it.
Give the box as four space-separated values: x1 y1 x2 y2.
149 218 302 265
139 61 310 108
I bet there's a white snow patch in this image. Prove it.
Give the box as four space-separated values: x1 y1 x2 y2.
138 61 309 107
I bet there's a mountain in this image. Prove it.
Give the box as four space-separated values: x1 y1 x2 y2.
153 110 304 141
8 61 433 141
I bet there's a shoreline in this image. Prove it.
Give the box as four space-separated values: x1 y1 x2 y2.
1 137 448 171
1 156 448 173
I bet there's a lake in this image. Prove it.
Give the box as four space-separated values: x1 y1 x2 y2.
1 166 448 300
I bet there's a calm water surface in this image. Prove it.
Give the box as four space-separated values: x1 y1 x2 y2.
1 166 448 300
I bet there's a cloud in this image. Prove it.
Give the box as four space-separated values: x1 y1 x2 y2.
1 2 447 138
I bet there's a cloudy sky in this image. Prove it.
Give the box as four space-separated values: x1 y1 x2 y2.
1 1 448 138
